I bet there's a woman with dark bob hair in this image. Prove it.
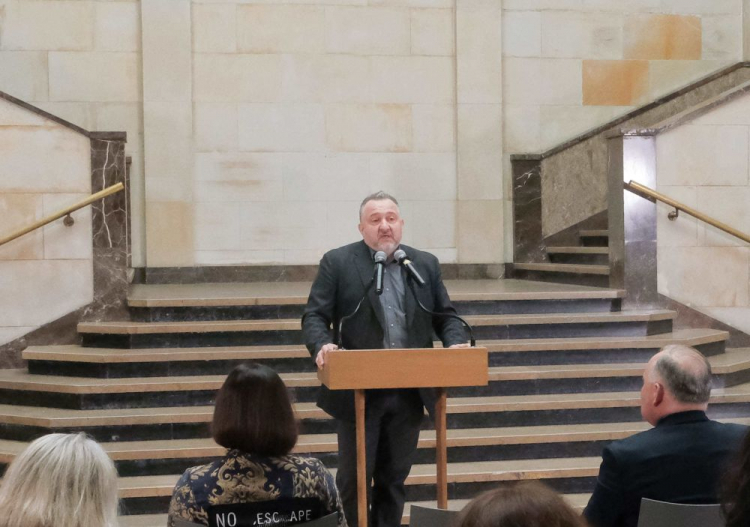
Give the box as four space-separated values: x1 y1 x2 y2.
721 428 750 527
168 363 346 526
455 481 588 527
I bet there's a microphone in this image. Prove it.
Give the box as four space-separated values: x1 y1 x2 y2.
394 249 425 287
374 251 386 296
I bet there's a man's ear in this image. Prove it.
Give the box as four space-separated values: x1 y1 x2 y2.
358 223 364 235
653 382 665 406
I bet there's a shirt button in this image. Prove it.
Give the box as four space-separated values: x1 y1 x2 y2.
390 324 394 327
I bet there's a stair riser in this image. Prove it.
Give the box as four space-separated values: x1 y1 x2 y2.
1 370 734 411
26 339 722 379
580 236 608 247
548 254 609 265
79 319 673 349
118 477 599 515
131 299 622 323
510 270 610 289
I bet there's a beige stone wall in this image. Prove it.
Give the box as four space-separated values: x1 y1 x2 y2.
0 99 93 345
656 95 750 334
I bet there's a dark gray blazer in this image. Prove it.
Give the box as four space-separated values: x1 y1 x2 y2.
583 410 748 527
302 241 466 422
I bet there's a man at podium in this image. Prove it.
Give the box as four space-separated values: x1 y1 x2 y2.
302 191 469 527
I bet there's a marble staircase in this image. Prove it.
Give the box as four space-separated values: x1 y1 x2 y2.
2 279 750 525
513 230 611 287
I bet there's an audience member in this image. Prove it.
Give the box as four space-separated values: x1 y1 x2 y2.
0 432 119 527
455 481 588 527
721 428 750 527
168 362 346 527
584 345 747 527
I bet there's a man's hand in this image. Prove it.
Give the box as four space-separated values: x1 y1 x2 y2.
449 342 471 348
316 343 339 368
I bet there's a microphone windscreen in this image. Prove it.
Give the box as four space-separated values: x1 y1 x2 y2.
374 251 387 263
393 249 406 263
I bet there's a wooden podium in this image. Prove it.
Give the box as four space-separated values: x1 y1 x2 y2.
317 348 488 527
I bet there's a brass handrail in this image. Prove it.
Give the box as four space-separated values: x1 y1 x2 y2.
0 182 125 247
625 180 750 244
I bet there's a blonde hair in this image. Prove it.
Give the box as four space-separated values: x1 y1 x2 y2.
0 433 119 527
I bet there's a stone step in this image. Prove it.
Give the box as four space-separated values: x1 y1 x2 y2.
579 230 609 248
3 417 749 477
2 348 749 411
78 310 676 349
547 246 609 265
513 263 609 276
24 328 728 378
2 377 749 443
116 457 602 514
128 280 625 321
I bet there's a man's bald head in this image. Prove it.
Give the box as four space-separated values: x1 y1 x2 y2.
640 345 712 425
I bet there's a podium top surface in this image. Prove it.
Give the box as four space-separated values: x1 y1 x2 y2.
317 347 488 390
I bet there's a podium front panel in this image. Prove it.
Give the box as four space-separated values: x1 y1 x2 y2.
317 347 488 391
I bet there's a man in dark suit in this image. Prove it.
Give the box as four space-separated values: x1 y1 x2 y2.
302 191 468 527
584 345 748 527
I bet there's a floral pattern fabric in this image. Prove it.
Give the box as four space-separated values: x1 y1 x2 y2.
168 450 346 527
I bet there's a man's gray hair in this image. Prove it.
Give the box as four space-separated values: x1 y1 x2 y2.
359 191 399 219
654 345 712 404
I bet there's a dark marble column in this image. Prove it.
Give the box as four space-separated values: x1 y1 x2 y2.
512 156 546 263
607 134 659 308
82 132 130 322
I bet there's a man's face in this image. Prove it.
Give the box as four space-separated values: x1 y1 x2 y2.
358 199 404 257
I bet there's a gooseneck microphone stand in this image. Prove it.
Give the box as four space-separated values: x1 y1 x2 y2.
337 268 378 349
404 268 476 347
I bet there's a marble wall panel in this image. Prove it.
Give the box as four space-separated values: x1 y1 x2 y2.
702 16 742 60
194 201 242 252
411 8 454 56
502 11 541 58
0 127 91 193
407 200 457 248
0 52 48 101
370 153 457 201
42 194 93 260
195 152 285 184
95 102 143 154
143 101 193 185
658 247 749 307
370 56 454 104
654 187 702 248
693 187 750 247
540 105 631 150
236 5 325 54
0 260 93 327
657 125 749 186
192 3 236 53
238 203 285 251
0 1 93 51
412 104 455 153
624 14 702 60
325 104 412 153
457 200 504 263
95 1 140 53
193 54 282 103
659 0 740 15
145 202 194 267
194 103 239 152
283 153 372 203
0 194 44 261
0 98 49 127
648 60 732 100
34 102 95 131
456 6 502 104
141 0 191 103
541 11 623 59
281 55 371 104
325 7 410 56
701 308 750 334
280 201 330 251
583 60 649 106
49 52 140 102
457 104 503 200
238 103 326 152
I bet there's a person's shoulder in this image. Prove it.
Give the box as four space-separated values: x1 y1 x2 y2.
402 244 439 265
323 241 365 261
281 453 333 475
708 420 749 441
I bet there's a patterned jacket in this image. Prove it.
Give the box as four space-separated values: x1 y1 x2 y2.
168 450 346 527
